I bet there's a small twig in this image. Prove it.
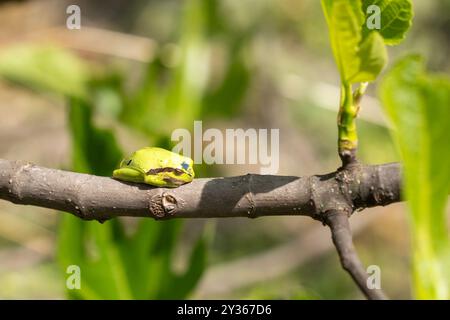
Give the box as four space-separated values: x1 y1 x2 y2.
325 210 387 300
196 212 378 297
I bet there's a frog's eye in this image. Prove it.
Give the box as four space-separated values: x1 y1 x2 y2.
126 159 132 165
181 161 189 170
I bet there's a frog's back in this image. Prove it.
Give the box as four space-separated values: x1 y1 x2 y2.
133 147 187 171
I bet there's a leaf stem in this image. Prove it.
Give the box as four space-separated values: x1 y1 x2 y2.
337 82 359 166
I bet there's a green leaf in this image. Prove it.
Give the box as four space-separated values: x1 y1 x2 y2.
380 55 450 299
68 98 122 176
170 232 208 299
349 31 388 83
0 45 88 98
322 0 364 83
322 0 388 83
118 219 163 299
362 0 413 45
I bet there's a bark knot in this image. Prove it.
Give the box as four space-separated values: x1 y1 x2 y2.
150 192 182 219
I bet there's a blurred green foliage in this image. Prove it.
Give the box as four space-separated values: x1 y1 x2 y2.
0 0 254 299
381 55 450 299
58 96 208 299
0 0 448 300
0 45 89 99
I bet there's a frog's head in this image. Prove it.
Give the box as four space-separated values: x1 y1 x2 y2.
112 156 146 183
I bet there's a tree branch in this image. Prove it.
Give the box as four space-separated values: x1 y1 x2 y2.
325 210 387 300
0 159 401 222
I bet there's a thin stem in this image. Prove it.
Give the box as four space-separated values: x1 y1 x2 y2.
337 82 359 166
325 210 387 300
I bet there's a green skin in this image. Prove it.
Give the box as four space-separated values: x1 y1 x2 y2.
113 147 195 188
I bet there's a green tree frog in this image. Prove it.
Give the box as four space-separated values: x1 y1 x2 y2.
113 147 195 187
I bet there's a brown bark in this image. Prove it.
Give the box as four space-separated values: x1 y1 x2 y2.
0 159 401 223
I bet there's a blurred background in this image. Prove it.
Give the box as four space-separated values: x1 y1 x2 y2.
0 0 448 299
